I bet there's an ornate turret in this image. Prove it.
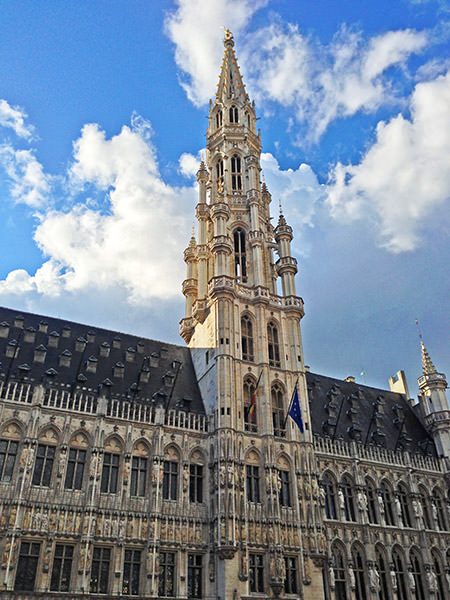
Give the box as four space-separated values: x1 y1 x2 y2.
417 339 449 457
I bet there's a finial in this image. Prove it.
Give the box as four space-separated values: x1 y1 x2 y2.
415 318 423 340
221 26 234 47
279 198 283 216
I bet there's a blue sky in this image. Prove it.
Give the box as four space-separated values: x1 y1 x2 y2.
0 0 449 395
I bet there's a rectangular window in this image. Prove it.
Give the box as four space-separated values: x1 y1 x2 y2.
90 547 111 594
14 541 41 591
50 544 73 592
162 461 178 500
159 551 176 597
32 444 55 487
64 448 86 490
0 439 18 482
130 456 147 497
189 464 203 503
123 549 141 596
246 465 260 503
249 554 264 593
188 554 202 598
100 453 119 493
279 471 291 507
284 556 298 594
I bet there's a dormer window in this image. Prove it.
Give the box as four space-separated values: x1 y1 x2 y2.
216 109 222 128
229 105 238 123
231 154 242 191
233 228 247 283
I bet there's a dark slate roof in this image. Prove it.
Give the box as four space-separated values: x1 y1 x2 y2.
0 306 205 415
306 371 436 456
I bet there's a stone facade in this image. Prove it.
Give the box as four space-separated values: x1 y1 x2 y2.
0 30 448 600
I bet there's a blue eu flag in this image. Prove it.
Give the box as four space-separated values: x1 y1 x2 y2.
288 386 304 433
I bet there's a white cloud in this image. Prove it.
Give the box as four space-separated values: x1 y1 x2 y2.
0 146 50 207
164 0 268 106
0 99 34 139
179 152 201 178
0 117 197 305
164 2 427 141
326 71 450 252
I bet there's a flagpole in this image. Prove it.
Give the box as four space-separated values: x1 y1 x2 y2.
282 376 299 429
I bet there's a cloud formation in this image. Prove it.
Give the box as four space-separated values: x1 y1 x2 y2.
0 117 197 305
0 99 34 139
165 1 427 140
326 71 450 252
0 146 50 208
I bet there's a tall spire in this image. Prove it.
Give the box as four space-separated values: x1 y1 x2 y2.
421 340 437 376
216 29 249 104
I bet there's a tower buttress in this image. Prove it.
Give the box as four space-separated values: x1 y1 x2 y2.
418 340 450 457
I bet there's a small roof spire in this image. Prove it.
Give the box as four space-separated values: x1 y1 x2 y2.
420 340 438 376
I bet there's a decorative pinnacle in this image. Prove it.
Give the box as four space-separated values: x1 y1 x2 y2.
222 27 234 47
421 341 437 376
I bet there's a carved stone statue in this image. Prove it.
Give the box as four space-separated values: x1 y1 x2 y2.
390 567 398 591
427 568 437 593
329 566 335 589
408 569 415 591
338 489 345 511
349 563 356 589
319 486 326 507
357 491 368 512
369 566 380 590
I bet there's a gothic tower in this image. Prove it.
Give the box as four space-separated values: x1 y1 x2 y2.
418 340 450 457
180 30 325 599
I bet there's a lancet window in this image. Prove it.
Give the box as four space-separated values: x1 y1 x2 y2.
271 383 285 438
216 159 224 193
243 376 257 432
231 154 242 190
392 548 408 600
352 545 367 600
410 549 426 600
322 473 337 519
267 322 280 367
234 228 247 282
229 105 238 123
241 315 254 361
216 109 222 128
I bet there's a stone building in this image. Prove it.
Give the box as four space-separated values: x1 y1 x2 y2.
0 30 449 600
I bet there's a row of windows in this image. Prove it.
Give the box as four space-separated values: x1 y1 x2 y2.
214 105 252 128
14 542 203 597
241 315 281 367
216 155 242 192
0 440 203 502
243 377 287 437
249 554 299 595
329 543 449 600
322 473 449 531
246 465 291 506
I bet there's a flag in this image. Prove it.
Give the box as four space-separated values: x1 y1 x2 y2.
249 371 263 423
288 385 304 433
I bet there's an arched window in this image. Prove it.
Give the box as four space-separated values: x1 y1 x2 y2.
375 546 390 600
0 422 21 483
101 437 122 494
234 228 247 282
216 159 224 193
231 154 242 191
322 473 337 519
267 322 280 368
432 488 447 530
410 549 426 600
380 481 395 525
216 109 222 128
163 446 180 501
65 432 89 491
352 545 367 600
189 450 205 504
241 315 254 362
332 545 348 600
419 486 433 528
366 478 378 524
271 383 285 438
392 548 408 600
32 427 59 487
246 112 251 128
243 377 257 432
341 476 356 521
229 105 238 123
130 441 150 498
431 549 446 600
397 483 412 527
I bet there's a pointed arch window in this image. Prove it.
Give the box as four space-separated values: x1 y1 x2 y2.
432 488 447 530
419 487 432 528
366 479 378 524
352 546 367 600
375 546 390 600
216 159 224 193
243 377 257 432
410 549 426 600
231 154 242 190
341 476 356 521
322 473 337 519
271 383 285 438
332 545 348 600
380 481 395 525
234 228 247 282
392 548 408 600
229 105 238 123
216 109 222 128
432 550 446 600
267 322 280 368
0 438 19 482
397 483 412 527
241 315 254 361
